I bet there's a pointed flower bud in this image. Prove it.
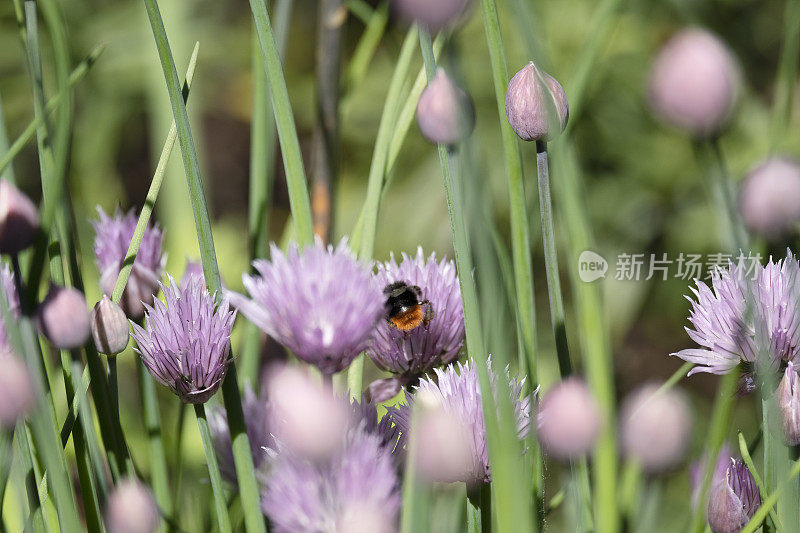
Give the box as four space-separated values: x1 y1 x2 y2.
131 276 235 404
416 69 475 145
778 362 800 445
37 285 91 350
537 377 601 460
739 158 800 239
648 28 740 137
0 179 39 255
707 459 760 533
91 296 129 356
105 479 160 533
505 62 569 142
619 383 693 473
392 0 472 31
0 351 35 428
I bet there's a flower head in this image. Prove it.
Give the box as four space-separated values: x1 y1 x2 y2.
648 28 740 137
261 424 400 533
390 359 530 484
673 253 800 376
392 0 472 31
37 285 91 350
739 158 800 239
0 180 39 255
416 69 475 145
0 351 35 429
537 377 601 461
707 459 761 533
505 62 569 142
228 239 384 375
91 296 129 356
131 276 234 404
619 383 692 472
209 385 273 484
105 479 160 533
366 249 464 399
93 207 165 319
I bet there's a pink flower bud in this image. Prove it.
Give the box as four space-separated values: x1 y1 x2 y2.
537 377 601 460
619 383 692 473
392 0 472 30
416 69 475 145
267 365 349 460
505 62 569 142
707 460 760 533
105 479 160 533
739 158 800 238
648 28 740 137
0 351 35 428
91 296 129 355
412 390 473 483
0 180 39 255
37 285 91 350
778 362 800 446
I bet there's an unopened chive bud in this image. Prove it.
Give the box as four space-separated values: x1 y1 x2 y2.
37 285 91 350
416 69 475 145
537 377 601 460
648 28 740 137
267 365 349 460
392 0 472 31
707 459 760 533
505 62 569 142
91 296 129 356
619 383 693 473
739 158 800 239
778 362 800 446
105 479 160 533
0 351 35 428
412 389 473 483
0 179 39 255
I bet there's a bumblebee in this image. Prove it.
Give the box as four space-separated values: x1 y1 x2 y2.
383 281 434 332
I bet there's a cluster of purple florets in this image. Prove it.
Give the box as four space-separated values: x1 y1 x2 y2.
90 206 539 531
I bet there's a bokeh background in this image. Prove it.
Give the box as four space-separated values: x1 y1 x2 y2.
1 0 798 530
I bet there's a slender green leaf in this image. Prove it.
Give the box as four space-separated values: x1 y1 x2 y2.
249 0 314 247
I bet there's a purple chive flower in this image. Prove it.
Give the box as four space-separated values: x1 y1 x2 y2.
262 424 400 533
672 253 800 377
228 240 384 376
391 359 530 484
707 459 761 533
209 385 274 484
366 249 464 401
93 207 165 319
131 276 235 404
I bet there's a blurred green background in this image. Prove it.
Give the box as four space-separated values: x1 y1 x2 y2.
1 0 798 530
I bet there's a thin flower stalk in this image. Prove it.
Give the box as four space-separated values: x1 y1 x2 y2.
142 2 266 532
419 25 536 533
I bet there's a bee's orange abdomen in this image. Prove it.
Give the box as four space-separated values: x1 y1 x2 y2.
389 305 424 331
